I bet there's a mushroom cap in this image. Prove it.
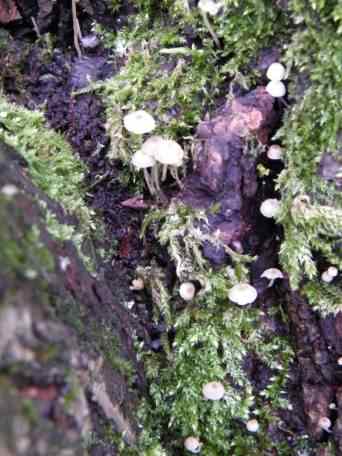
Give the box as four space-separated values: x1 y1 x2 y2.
327 266 338 278
153 139 184 166
198 0 222 15
321 271 334 283
267 145 283 160
179 282 196 301
202 381 225 400
123 110 156 134
318 416 331 431
1 184 19 197
261 268 284 281
266 62 286 81
141 135 165 157
130 278 145 291
131 150 156 169
228 283 258 306
337 357 342 366
81 34 100 49
184 437 202 453
246 419 259 433
266 80 286 98
260 199 281 218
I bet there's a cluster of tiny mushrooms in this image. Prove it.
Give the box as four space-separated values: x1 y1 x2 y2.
121 14 339 449
124 111 184 196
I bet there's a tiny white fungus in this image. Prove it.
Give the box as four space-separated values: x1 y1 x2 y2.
318 416 331 431
261 268 284 286
24 269 38 280
184 436 202 453
141 136 165 157
260 198 281 218
228 283 258 306
267 145 283 161
266 80 286 98
130 278 145 291
131 150 156 169
266 62 286 81
123 110 156 134
153 139 184 167
260 198 281 219
179 282 196 301
59 256 71 271
246 419 259 433
337 357 342 366
202 381 225 401
327 266 338 278
1 184 19 197
321 271 334 283
198 0 222 15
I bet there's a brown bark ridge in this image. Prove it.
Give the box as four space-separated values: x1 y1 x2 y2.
0 140 142 455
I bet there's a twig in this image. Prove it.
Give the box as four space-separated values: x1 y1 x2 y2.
71 0 82 58
31 16 41 38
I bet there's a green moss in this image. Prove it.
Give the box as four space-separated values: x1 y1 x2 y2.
0 96 94 228
0 97 103 273
21 399 40 426
89 1 288 191
0 200 55 279
275 0 342 312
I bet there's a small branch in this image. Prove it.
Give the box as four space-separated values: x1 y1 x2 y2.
31 16 41 38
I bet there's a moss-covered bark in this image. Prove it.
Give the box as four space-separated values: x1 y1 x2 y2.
0 141 141 455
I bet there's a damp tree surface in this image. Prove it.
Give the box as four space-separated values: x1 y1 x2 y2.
0 1 341 455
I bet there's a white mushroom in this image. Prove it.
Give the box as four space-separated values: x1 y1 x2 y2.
202 381 225 401
266 81 286 98
318 416 331 431
153 139 184 167
267 145 283 161
198 0 222 15
228 283 258 306
153 139 185 188
261 268 284 287
123 110 156 134
260 199 281 218
327 266 338 278
131 150 156 195
337 357 342 366
321 266 338 283
179 282 196 301
1 184 19 197
321 271 334 283
266 62 286 82
246 419 259 433
141 136 165 157
184 436 202 453
130 278 145 291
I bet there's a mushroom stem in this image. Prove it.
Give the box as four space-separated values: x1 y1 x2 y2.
184 0 190 12
170 167 183 189
152 163 162 194
162 164 168 182
143 169 156 195
200 10 220 48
